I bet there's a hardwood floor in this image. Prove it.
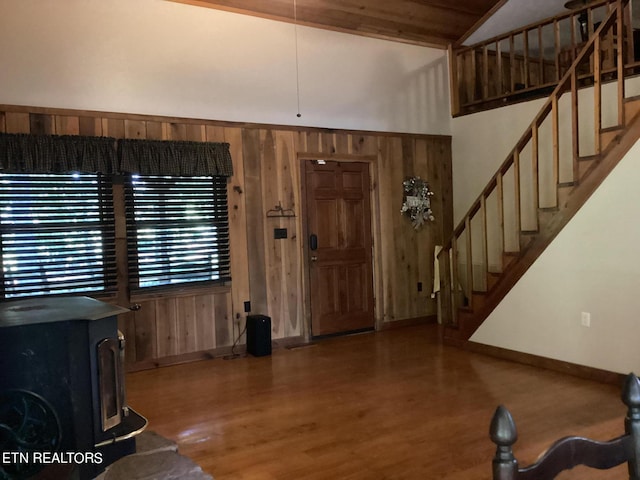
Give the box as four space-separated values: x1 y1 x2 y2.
126 324 627 479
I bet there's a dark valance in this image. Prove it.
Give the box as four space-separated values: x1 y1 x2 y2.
119 138 233 177
0 133 234 178
0 133 118 174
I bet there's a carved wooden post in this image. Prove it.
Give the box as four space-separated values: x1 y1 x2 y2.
490 405 518 480
623 373 640 480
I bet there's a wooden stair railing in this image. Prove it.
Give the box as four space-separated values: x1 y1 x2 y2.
450 0 637 116
438 0 640 340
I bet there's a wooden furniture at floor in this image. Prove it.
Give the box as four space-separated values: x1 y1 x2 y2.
490 372 640 479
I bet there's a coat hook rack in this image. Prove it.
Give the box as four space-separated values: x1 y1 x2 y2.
266 201 296 218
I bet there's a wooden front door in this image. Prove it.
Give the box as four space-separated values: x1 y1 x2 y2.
303 160 375 337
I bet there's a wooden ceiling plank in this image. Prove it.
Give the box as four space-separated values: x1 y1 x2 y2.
166 0 504 47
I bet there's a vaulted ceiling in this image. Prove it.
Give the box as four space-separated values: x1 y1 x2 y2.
168 0 507 48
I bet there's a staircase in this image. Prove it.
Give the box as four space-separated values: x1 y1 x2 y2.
439 0 640 342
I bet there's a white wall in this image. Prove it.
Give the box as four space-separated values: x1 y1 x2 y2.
471 137 640 374
451 98 545 223
0 0 451 135
451 83 640 374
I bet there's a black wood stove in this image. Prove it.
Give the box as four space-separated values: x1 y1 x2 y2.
0 297 147 480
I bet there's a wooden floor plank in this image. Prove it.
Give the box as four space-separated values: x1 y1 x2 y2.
126 324 625 479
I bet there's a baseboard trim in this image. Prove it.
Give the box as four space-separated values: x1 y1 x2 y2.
126 335 308 373
379 315 437 331
463 340 626 386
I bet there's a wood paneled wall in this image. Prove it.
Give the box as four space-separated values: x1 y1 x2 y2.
0 105 452 370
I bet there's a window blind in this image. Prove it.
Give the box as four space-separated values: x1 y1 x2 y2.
0 173 117 298
125 175 231 290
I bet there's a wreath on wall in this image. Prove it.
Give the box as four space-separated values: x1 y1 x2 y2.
401 176 434 230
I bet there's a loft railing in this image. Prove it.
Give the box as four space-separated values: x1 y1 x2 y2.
439 0 639 329
449 0 636 116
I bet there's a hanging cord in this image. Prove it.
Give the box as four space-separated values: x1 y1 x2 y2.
294 0 302 118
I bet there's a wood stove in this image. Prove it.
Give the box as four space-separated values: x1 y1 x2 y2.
0 297 147 480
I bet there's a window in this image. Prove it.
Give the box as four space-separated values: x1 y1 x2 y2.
0 173 117 298
125 175 230 290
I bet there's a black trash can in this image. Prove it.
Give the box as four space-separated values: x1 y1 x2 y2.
246 314 272 357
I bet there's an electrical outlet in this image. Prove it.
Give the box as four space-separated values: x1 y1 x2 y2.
581 312 591 327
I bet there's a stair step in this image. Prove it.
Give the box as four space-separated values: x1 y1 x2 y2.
557 182 576 209
578 155 600 178
502 250 519 269
487 271 501 290
600 127 623 152
520 230 537 250
625 95 640 122
537 207 558 231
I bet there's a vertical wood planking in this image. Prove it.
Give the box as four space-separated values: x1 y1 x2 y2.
55 116 80 135
156 298 178 357
262 130 283 337
391 137 410 318
145 121 164 140
242 129 268 315
195 294 216 351
306 131 320 153
214 292 232 347
102 118 125 139
321 132 335 155
377 137 396 321
0 103 453 365
334 132 350 155
125 120 146 139
370 138 384 327
168 122 187 140
134 301 157 363
414 138 435 315
185 124 205 141
177 296 197 354
401 138 419 317
29 114 55 135
277 130 301 337
79 116 103 136
5 113 30 133
222 127 251 326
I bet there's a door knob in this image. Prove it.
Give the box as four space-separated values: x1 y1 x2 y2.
311 255 318 261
